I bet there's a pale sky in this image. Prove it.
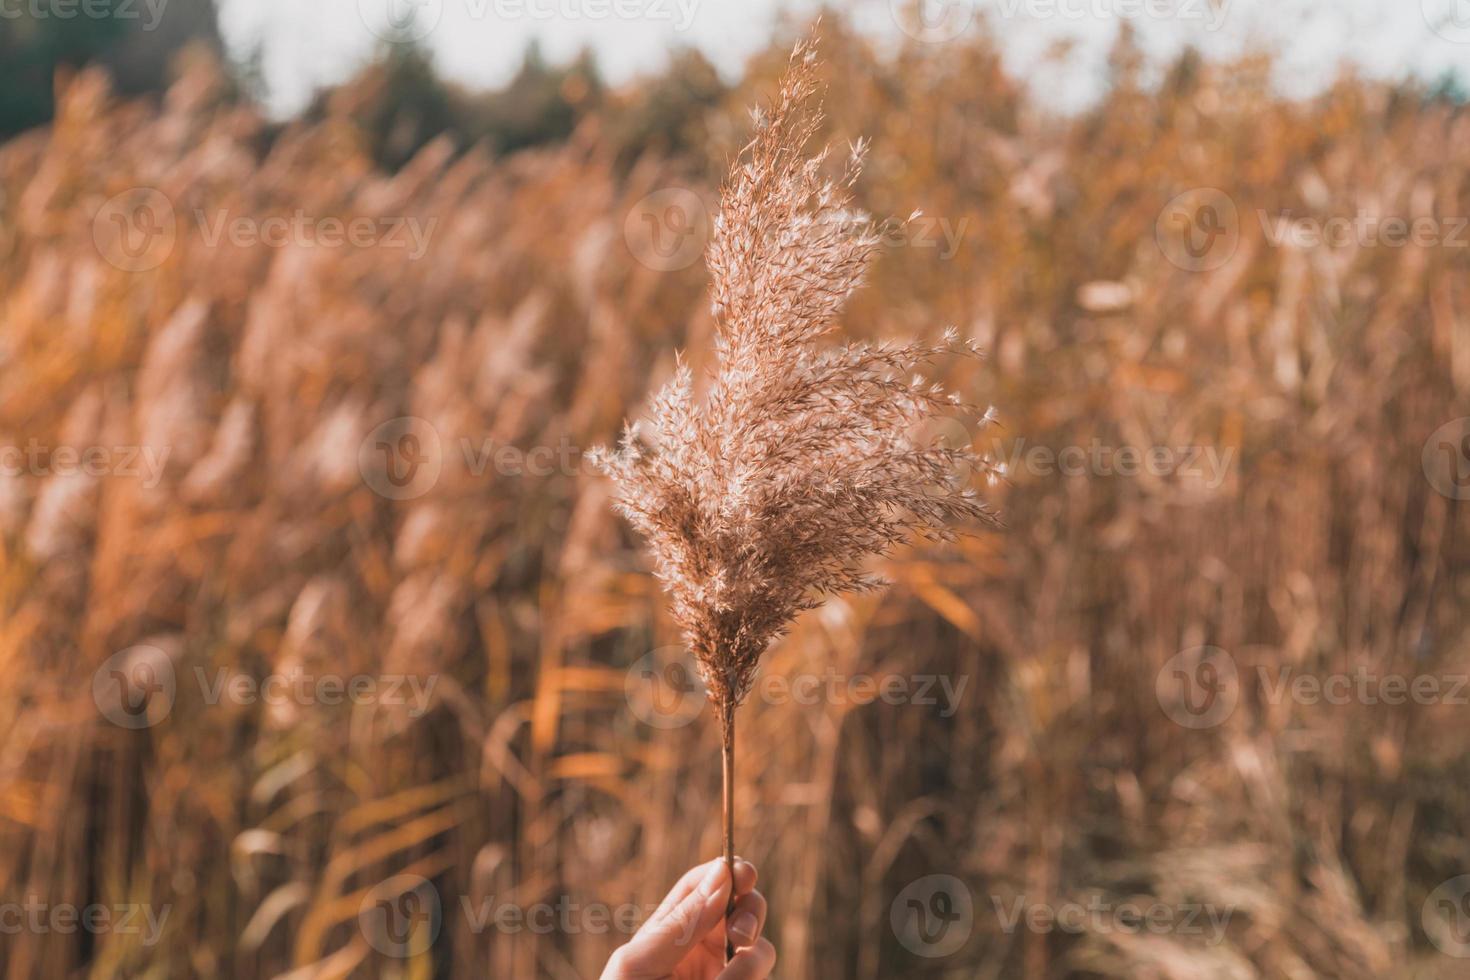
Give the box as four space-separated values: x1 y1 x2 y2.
216 0 1470 117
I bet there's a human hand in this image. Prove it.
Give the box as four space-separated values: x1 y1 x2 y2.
600 858 775 980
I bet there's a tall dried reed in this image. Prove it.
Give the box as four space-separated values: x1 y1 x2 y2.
591 35 998 955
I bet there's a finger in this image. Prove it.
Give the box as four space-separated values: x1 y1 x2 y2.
705 888 767 953
650 859 753 919
725 890 767 949
730 858 757 897
697 862 758 956
715 938 776 980
650 859 719 920
618 861 732 975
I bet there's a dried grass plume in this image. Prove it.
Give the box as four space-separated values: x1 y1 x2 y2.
592 34 1001 713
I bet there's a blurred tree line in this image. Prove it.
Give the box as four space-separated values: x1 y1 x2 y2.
0 0 729 170
308 36 728 172
0 0 225 136
2 0 1467 166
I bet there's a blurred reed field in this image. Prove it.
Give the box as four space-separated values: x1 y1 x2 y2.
1 13 1469 980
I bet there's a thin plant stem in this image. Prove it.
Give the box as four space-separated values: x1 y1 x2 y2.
720 696 736 964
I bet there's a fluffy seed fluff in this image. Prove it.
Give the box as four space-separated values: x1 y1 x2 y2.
590 36 1001 713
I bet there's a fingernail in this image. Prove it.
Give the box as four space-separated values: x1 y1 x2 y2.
729 912 758 944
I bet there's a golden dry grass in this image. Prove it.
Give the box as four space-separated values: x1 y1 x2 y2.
0 19 1468 980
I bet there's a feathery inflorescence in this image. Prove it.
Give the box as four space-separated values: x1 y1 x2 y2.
591 36 1000 713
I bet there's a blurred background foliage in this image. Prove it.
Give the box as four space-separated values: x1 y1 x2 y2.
0 0 225 136
1 7 1470 980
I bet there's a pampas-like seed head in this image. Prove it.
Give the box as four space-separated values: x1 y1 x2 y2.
592 35 1000 713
